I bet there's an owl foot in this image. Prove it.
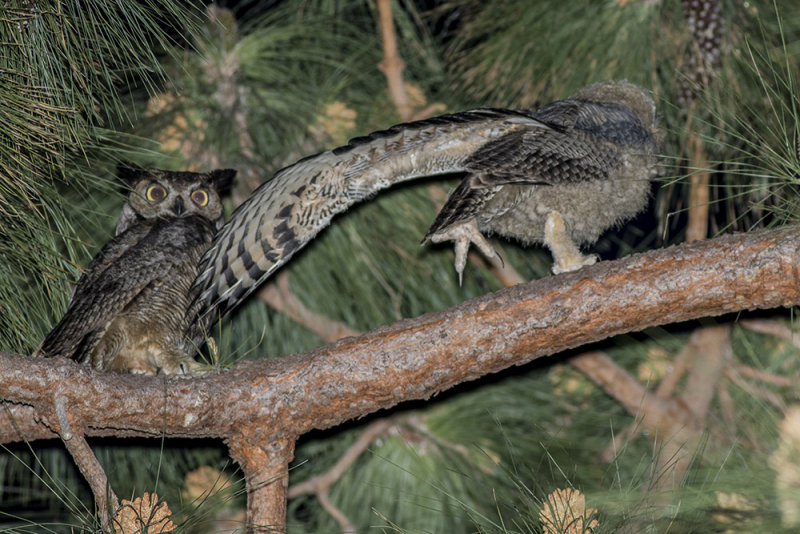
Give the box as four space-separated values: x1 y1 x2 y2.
428 219 498 285
154 355 205 376
544 211 598 274
101 344 204 375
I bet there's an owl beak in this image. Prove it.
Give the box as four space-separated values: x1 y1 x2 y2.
173 197 184 216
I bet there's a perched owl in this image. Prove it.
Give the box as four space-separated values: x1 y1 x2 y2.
191 81 660 327
423 81 661 281
36 164 235 374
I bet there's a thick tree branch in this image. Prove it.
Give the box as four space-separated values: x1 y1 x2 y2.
1 226 799 447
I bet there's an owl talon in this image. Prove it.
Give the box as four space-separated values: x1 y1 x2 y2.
153 358 204 376
551 253 598 275
428 219 497 285
181 359 205 374
164 356 204 375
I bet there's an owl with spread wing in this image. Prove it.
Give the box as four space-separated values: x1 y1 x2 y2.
37 82 660 373
191 80 660 330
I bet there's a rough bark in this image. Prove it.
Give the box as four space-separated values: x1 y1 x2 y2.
2 226 799 447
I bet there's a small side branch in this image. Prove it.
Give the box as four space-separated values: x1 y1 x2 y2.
571 352 697 435
228 437 295 532
739 318 800 350
289 418 392 498
59 421 119 529
686 129 710 243
376 0 412 120
289 418 392 533
259 272 360 342
574 327 732 493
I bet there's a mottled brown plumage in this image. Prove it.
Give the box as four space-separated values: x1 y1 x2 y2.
190 108 545 327
36 165 235 374
192 81 660 328
39 83 660 372
424 81 662 280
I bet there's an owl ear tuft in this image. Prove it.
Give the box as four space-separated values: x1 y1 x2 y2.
117 161 148 187
210 169 237 192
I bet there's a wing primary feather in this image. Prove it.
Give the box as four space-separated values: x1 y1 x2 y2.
190 108 548 326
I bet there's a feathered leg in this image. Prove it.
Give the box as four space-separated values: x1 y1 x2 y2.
544 211 598 274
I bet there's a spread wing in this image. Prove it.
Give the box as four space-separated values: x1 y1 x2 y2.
189 108 552 326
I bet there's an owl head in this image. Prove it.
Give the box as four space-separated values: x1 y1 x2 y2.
573 81 658 133
115 163 236 235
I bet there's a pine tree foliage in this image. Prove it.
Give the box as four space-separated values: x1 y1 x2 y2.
661 1 800 237
0 1 201 352
0 0 206 527
443 0 667 108
3 0 800 532
443 0 800 240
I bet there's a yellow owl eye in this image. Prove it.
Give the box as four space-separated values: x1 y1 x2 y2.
191 189 209 207
145 184 167 203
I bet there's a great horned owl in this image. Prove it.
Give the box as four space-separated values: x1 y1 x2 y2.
423 81 661 281
191 81 660 326
36 164 235 374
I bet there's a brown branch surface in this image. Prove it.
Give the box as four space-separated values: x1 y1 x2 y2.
2 226 800 446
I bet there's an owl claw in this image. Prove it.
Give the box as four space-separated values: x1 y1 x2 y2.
152 358 204 376
172 357 205 375
551 253 598 275
428 220 497 285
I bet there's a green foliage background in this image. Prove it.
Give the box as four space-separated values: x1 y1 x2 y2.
1 0 800 532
